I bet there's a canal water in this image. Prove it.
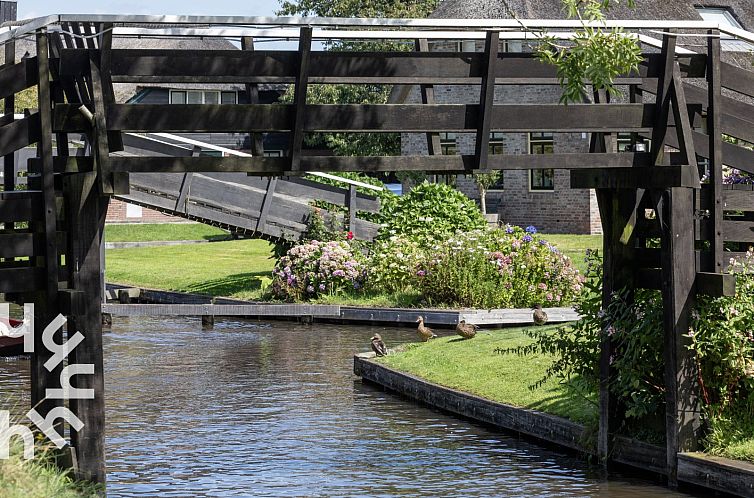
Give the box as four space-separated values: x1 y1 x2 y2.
0 316 692 497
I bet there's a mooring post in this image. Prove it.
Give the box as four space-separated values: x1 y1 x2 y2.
201 315 215 330
64 171 109 485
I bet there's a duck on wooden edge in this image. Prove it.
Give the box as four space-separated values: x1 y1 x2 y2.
370 333 388 357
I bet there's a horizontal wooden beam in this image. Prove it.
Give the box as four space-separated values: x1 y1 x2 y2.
0 191 40 222
0 113 41 157
723 220 754 243
695 272 736 297
721 61 754 99
0 267 43 293
570 165 700 189
58 49 706 84
0 57 39 101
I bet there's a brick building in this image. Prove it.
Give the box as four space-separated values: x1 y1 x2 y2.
402 0 754 234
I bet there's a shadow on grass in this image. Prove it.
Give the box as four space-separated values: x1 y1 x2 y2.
181 271 271 297
203 234 234 242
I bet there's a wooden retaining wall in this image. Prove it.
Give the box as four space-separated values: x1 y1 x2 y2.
354 355 754 497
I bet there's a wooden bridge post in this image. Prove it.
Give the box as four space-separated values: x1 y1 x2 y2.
3 39 14 200
63 171 109 485
660 187 699 487
706 31 724 272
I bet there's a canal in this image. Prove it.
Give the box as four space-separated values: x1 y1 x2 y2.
1 316 692 496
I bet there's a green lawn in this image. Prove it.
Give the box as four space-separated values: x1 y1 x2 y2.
106 239 275 300
105 223 230 243
380 325 598 425
542 234 602 275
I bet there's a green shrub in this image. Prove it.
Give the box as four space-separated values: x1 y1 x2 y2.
366 236 425 294
378 182 486 245
418 225 584 308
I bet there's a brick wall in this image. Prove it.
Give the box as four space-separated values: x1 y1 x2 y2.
400 41 603 234
106 199 184 224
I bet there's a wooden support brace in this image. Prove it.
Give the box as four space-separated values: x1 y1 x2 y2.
475 31 500 171
256 177 278 232
289 26 312 172
347 185 357 233
3 40 16 203
651 32 677 166
415 39 441 157
88 53 114 195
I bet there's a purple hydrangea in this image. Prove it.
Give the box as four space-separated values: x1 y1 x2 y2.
525 225 537 234
523 234 533 243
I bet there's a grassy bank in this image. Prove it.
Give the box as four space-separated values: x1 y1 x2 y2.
106 239 275 300
380 325 597 425
104 223 601 303
105 223 229 243
0 446 100 498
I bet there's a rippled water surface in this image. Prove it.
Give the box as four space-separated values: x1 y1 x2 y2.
0 317 693 497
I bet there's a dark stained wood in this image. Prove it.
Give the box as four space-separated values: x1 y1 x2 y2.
650 33 676 166
241 37 265 158
669 63 698 186
33 30 63 421
88 45 114 194
706 33 724 273
63 171 109 485
3 38 16 233
0 267 44 293
256 177 278 232
695 272 736 297
52 103 661 134
720 60 754 99
570 166 699 189
346 185 357 232
722 220 754 243
289 26 312 171
0 113 42 157
0 56 38 101
416 39 441 157
475 31 499 170
661 187 700 487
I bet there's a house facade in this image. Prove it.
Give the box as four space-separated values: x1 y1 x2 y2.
402 0 754 234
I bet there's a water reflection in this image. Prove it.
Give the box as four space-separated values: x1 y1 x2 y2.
0 317 691 497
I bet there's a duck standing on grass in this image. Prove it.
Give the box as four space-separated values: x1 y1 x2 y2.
455 320 478 340
416 316 437 342
371 333 388 357
533 304 548 326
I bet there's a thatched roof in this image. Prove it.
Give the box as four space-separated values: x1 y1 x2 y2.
431 0 754 29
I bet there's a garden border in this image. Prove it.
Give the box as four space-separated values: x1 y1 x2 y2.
353 354 754 498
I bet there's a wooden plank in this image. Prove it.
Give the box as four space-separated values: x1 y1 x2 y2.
416 39 441 157
276 177 380 212
0 267 43 293
101 303 341 317
289 26 312 171
88 45 114 194
241 37 265 158
678 452 754 497
3 39 16 233
0 57 39 101
256 177 278 231
720 61 754 99
695 272 735 297
0 113 42 157
661 187 701 487
707 33 724 273
346 185 357 231
53 103 658 133
0 233 34 258
59 49 704 82
570 166 699 189
669 63 698 182
0 191 39 222
475 31 499 170
722 220 754 243
174 172 194 213
63 171 109 485
650 33 676 166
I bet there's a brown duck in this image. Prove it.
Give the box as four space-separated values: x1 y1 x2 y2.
455 320 478 340
533 304 548 326
370 333 388 357
416 316 437 342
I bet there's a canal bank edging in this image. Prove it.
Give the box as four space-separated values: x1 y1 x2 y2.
353 354 754 498
104 283 580 327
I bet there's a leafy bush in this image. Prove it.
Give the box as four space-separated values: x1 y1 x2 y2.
271 240 365 300
366 236 425 294
378 182 486 245
418 225 584 308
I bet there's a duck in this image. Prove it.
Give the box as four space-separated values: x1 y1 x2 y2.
533 304 548 326
416 316 437 342
370 333 388 357
455 320 478 340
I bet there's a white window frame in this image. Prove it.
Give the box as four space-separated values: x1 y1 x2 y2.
170 90 237 104
696 7 743 39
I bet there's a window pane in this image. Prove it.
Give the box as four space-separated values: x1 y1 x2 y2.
187 91 202 104
530 169 555 190
221 91 237 104
170 91 186 104
204 91 219 104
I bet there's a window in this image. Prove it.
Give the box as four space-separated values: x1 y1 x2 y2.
529 132 555 191
696 7 751 50
440 132 458 155
616 132 650 152
170 90 237 104
263 150 283 157
455 40 478 52
489 132 504 155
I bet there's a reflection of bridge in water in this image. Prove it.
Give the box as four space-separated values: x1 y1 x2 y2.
1 14 753 490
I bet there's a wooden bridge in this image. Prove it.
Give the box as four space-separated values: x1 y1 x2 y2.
1 14 754 490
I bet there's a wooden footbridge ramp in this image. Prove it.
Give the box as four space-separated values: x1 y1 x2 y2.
1 15 754 493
